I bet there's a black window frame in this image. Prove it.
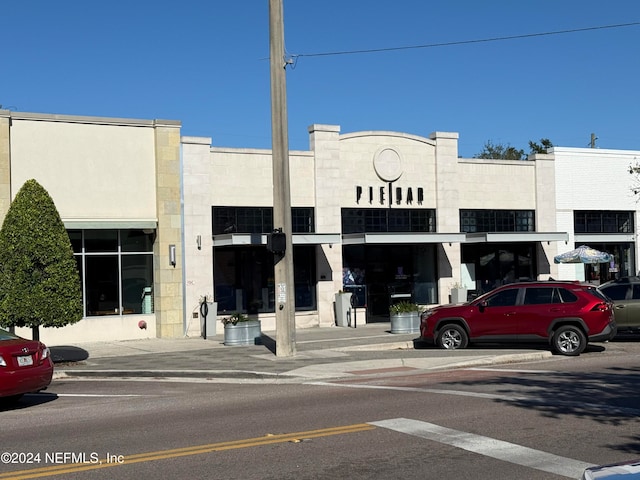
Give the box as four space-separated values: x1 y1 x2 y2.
341 208 436 234
212 207 315 235
574 210 634 233
460 209 535 233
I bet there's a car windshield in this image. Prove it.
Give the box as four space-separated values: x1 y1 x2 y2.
0 328 19 341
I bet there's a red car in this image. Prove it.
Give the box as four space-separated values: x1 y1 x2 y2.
420 281 617 356
0 328 54 402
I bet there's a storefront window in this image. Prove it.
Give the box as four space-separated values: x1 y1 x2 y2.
341 208 436 234
343 244 438 318
70 229 154 316
462 243 535 295
212 207 314 235
584 243 634 283
460 210 535 233
574 211 634 233
213 246 316 314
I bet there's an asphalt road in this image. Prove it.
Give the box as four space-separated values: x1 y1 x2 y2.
2 339 640 480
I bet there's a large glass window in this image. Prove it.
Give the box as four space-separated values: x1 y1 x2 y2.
343 244 438 317
214 245 316 314
341 208 436 234
462 242 536 295
460 210 535 233
574 211 634 233
70 230 154 316
212 207 314 234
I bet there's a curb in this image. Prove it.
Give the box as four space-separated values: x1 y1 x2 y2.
52 351 554 383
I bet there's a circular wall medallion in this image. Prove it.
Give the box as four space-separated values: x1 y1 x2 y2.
373 148 403 182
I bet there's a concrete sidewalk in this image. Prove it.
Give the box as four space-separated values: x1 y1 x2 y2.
50 323 554 383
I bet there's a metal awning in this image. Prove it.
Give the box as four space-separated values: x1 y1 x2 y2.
212 233 341 247
342 232 467 245
574 233 635 243
63 219 157 230
464 232 569 243
212 231 571 247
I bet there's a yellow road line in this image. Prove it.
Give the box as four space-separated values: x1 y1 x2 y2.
1 423 376 479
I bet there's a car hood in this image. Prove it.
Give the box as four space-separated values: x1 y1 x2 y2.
427 302 473 315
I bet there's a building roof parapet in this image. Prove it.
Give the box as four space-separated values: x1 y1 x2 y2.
459 157 536 166
6 111 180 128
341 130 436 146
428 131 459 140
550 146 640 156
181 136 212 145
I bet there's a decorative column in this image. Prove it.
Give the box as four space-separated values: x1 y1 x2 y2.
153 120 184 338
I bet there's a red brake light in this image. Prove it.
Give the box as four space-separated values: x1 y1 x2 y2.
590 302 610 312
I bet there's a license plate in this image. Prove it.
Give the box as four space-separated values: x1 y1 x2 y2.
17 355 33 367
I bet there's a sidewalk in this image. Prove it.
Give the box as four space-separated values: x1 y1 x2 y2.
50 323 553 383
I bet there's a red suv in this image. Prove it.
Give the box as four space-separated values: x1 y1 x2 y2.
420 281 616 356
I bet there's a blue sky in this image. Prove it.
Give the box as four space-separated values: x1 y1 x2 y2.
2 1 639 157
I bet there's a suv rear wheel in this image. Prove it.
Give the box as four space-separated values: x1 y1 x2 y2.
436 324 469 350
552 325 586 356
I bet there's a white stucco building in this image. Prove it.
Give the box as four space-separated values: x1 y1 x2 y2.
2 109 638 343
552 147 640 283
0 110 183 344
182 125 572 336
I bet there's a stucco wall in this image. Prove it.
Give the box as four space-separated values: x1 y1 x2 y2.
10 114 157 222
5 113 183 344
457 159 536 208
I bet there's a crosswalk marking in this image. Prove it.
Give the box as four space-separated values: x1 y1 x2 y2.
370 418 595 479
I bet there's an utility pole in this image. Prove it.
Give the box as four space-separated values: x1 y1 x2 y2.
269 0 296 357
590 133 597 148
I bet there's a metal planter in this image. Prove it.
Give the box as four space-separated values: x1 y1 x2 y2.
223 320 262 346
390 312 420 334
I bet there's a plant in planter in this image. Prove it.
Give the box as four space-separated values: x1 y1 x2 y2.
221 312 251 326
389 301 421 334
221 313 262 346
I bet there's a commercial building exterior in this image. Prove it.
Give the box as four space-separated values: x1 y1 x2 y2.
0 110 183 343
2 109 638 343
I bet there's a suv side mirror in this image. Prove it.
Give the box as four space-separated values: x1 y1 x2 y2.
478 301 488 313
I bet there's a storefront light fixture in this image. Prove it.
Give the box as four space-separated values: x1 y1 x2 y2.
169 244 176 267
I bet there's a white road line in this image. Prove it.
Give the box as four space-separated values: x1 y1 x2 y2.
307 381 506 399
32 393 148 397
370 418 595 479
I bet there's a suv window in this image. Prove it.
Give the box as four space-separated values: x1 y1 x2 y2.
486 288 518 307
633 284 640 300
523 287 555 305
601 284 629 301
558 288 578 303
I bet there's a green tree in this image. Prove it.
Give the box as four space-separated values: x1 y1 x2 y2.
473 141 525 160
0 179 82 340
474 138 554 160
529 138 553 154
629 159 640 197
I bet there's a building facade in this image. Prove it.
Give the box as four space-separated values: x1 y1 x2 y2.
552 147 640 283
2 109 638 343
0 110 183 343
182 125 571 336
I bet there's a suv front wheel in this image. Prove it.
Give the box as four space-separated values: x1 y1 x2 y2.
436 324 469 350
552 325 586 356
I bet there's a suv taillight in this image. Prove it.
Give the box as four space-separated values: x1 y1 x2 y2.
590 302 610 312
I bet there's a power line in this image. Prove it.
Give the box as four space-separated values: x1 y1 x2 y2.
292 22 640 59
